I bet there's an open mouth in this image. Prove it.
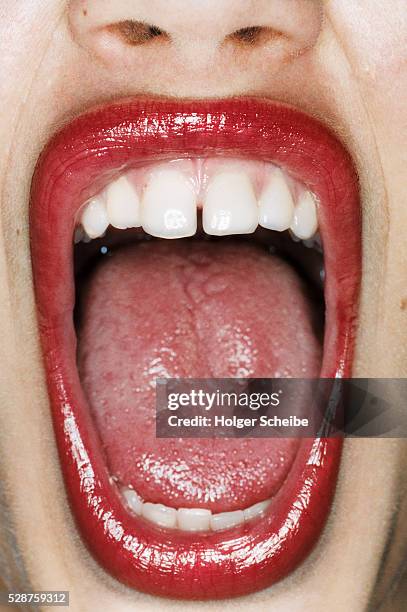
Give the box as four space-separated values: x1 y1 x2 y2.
30 97 361 600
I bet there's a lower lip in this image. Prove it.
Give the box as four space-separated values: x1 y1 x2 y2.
30 97 360 599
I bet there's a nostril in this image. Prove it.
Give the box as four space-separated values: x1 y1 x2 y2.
69 1 322 70
107 20 170 46
227 25 285 47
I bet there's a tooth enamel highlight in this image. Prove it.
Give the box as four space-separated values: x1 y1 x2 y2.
141 169 197 238
243 499 270 522
210 510 245 531
105 176 141 230
290 190 318 240
142 502 177 528
80 196 109 239
177 508 212 532
203 171 258 236
258 168 295 231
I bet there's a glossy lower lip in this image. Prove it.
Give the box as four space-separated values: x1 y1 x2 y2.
30 97 360 600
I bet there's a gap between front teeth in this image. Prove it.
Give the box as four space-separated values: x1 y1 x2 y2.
122 486 271 531
78 159 319 242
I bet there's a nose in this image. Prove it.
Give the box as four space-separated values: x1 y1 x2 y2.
69 0 322 94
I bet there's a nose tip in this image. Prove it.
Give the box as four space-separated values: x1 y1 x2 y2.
69 0 322 76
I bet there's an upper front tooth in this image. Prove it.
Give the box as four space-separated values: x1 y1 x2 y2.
80 196 109 239
258 168 294 231
105 176 141 230
141 170 197 239
203 171 258 236
290 190 318 240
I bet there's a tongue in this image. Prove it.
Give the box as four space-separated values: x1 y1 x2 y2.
78 241 321 512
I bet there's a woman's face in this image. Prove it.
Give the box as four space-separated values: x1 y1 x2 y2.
0 1 406 610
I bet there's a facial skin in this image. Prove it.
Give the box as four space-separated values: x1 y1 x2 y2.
0 1 406 610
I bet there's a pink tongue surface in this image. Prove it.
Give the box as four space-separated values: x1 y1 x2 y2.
78 241 321 512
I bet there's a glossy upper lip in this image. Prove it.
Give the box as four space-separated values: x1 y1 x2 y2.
30 97 361 600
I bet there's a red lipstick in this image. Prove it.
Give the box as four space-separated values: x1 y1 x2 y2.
30 98 360 599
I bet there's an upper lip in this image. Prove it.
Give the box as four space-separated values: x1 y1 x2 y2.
30 96 361 599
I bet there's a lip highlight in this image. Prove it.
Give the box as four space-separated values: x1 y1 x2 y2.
30 97 361 599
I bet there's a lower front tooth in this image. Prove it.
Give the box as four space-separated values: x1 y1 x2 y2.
177 508 212 531
122 488 143 515
80 196 109 239
243 499 270 521
290 190 318 240
106 176 141 229
141 169 197 238
203 171 258 236
142 502 177 528
210 510 245 531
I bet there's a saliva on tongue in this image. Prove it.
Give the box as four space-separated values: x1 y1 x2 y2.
77 240 321 513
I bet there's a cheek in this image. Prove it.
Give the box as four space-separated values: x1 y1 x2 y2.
326 0 407 179
328 0 407 86
328 0 407 377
